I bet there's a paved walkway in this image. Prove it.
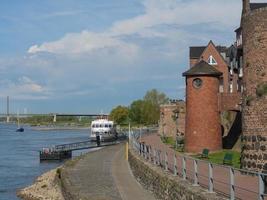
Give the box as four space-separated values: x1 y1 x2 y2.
140 133 261 200
62 143 155 200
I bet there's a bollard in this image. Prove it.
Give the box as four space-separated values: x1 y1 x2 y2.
125 142 128 161
182 157 186 180
165 152 168 171
173 154 177 176
96 135 101 147
208 163 214 193
193 159 199 186
230 168 235 200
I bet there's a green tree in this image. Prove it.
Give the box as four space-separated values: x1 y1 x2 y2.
129 100 144 124
109 105 129 125
143 89 169 106
142 89 169 125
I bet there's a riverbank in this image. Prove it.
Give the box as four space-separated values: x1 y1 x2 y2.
17 168 64 200
30 126 89 131
17 142 155 200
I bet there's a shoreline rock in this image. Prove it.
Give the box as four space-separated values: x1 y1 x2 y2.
17 168 64 200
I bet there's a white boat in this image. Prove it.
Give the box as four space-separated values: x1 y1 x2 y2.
90 119 117 141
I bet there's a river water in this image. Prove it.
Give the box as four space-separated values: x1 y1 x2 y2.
0 123 91 200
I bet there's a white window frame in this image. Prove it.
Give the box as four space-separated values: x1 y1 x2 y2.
208 55 217 65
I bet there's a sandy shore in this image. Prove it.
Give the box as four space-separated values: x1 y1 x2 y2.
17 168 64 200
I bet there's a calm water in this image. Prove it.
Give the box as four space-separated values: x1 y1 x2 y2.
0 123 91 200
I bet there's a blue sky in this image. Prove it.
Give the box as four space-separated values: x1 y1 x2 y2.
0 0 260 114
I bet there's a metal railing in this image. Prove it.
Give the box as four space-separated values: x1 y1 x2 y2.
130 133 267 200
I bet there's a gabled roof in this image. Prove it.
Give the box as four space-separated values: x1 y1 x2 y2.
182 60 223 77
250 3 267 10
190 44 227 59
190 47 206 59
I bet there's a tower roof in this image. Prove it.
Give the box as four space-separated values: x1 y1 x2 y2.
182 60 223 77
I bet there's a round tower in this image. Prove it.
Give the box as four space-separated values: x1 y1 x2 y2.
183 60 222 153
241 1 267 172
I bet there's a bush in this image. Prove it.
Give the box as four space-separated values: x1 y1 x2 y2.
256 83 267 98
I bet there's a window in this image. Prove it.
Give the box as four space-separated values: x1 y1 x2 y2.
192 78 203 89
105 124 108 128
208 55 217 65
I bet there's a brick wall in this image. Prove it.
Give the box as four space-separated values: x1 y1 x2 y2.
241 7 267 172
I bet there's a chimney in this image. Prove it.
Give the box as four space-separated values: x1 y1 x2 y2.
242 0 250 15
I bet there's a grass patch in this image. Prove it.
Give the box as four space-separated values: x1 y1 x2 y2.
161 136 176 146
161 136 184 152
195 150 241 168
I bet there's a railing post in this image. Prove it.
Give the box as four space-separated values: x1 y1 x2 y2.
173 154 177 176
258 173 265 200
230 168 235 200
147 146 149 161
208 163 214 193
149 146 152 162
153 149 157 165
144 144 147 159
158 150 161 166
165 152 168 171
193 159 199 186
182 157 186 180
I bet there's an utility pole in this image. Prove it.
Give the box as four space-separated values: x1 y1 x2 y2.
6 96 10 123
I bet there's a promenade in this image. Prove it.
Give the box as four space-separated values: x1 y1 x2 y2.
61 143 155 200
139 133 261 200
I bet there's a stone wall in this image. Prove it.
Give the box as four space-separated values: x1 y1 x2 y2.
159 100 185 138
128 149 225 200
241 6 267 172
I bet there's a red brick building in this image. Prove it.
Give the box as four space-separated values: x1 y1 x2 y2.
183 61 223 153
190 41 242 95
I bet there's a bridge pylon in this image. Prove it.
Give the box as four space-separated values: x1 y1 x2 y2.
53 114 57 123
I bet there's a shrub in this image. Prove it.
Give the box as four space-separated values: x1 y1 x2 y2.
256 83 267 97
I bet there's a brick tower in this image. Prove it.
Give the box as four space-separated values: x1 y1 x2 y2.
241 0 267 172
183 60 223 153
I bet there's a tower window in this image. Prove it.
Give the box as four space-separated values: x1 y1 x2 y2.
193 78 203 89
208 55 217 65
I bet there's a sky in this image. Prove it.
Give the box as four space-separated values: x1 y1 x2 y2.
0 0 263 114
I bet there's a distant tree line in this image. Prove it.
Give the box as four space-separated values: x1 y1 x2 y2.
109 89 169 126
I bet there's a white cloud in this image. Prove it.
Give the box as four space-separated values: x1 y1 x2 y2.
0 76 48 100
28 0 241 55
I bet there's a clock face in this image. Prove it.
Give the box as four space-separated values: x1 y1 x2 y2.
193 78 202 89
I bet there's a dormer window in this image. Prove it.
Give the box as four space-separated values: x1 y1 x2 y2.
208 55 217 65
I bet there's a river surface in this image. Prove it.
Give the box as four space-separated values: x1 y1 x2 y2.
0 123 91 200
